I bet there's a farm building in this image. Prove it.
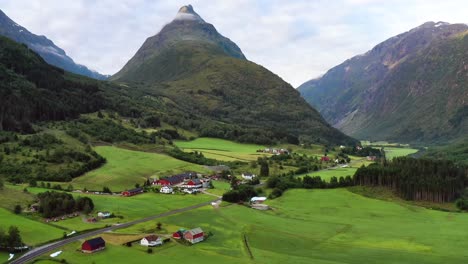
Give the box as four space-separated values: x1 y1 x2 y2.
153 172 199 187
160 186 173 194
241 173 256 181
184 228 204 244
97 212 111 218
81 237 106 253
181 179 203 189
122 187 143 197
320 156 330 162
140 235 163 247
172 230 185 239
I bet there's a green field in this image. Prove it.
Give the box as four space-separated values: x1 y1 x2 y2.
174 137 268 161
384 147 419 160
37 188 468 263
69 146 209 191
0 208 64 246
297 167 358 181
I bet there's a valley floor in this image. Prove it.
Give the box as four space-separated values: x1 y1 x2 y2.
32 188 468 264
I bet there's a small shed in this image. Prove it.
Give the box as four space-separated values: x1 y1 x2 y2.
184 228 204 244
122 187 143 197
172 230 185 239
82 237 106 253
140 235 163 247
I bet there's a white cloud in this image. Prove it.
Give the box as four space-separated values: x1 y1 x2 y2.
1 0 467 87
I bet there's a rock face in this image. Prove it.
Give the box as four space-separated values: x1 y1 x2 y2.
0 9 107 80
111 5 357 145
299 22 468 143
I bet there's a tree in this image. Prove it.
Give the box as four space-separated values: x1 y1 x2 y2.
14 205 22 215
157 222 162 230
135 183 140 188
7 226 22 248
260 161 269 177
102 186 112 194
0 178 3 190
0 228 5 248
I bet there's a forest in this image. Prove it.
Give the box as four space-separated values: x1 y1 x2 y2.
353 157 467 202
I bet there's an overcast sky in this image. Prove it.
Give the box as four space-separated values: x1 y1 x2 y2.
2 0 467 86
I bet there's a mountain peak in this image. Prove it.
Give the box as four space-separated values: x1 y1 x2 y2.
174 5 204 22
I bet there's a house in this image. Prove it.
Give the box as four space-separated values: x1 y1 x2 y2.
320 156 330 162
183 228 204 244
122 187 143 197
97 212 111 218
250 197 267 204
160 186 173 194
182 179 203 189
81 237 106 253
367 156 377 161
201 178 211 188
241 173 256 181
153 172 198 187
140 235 163 247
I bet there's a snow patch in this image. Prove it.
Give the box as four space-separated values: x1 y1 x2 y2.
435 22 449 27
19 29 23 33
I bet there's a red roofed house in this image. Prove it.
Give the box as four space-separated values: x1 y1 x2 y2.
82 237 106 253
321 156 330 162
122 187 143 197
153 179 171 186
182 179 203 189
184 227 204 244
172 230 184 239
140 235 163 247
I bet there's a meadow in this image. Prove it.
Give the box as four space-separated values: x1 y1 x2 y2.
174 137 268 161
35 188 468 264
0 208 64 246
69 146 209 191
384 147 419 160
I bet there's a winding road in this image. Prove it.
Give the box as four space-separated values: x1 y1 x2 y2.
10 198 221 264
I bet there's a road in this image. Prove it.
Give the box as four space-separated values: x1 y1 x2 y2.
10 198 220 264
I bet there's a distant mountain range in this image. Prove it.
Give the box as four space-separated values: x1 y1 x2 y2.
111 5 356 145
0 9 107 80
299 22 468 144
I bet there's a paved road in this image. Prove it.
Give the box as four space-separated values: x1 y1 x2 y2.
10 198 220 264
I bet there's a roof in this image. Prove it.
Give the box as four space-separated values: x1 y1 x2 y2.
126 187 143 193
188 179 202 184
143 235 159 241
84 237 105 248
187 227 204 235
250 197 267 202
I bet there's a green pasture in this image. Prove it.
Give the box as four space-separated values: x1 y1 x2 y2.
0 208 64 246
174 137 268 161
69 146 209 191
36 188 468 263
297 167 358 181
384 147 419 159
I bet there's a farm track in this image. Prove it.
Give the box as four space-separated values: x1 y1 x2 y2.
10 198 221 264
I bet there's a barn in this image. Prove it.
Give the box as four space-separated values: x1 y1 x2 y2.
172 230 184 239
184 228 204 244
81 237 106 253
122 187 143 197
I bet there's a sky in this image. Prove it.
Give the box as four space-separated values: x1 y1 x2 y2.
1 0 467 87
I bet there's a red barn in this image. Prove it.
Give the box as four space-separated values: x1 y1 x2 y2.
184 228 204 244
122 187 143 197
81 237 105 253
172 231 183 239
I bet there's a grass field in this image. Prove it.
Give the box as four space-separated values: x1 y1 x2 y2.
174 137 268 161
384 147 419 160
297 167 358 181
0 208 64 246
36 188 468 263
68 146 209 191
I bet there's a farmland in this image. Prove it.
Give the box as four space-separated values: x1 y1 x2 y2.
35 188 468 263
174 137 268 161
384 147 419 160
69 146 209 191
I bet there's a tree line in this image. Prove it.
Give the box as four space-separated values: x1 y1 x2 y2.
0 226 23 251
353 157 467 203
37 191 94 218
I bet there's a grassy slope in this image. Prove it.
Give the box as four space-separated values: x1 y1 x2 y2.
384 147 419 160
175 137 268 161
37 189 468 263
0 208 64 246
70 146 209 191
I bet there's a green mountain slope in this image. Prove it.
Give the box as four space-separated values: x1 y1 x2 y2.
299 22 468 143
111 5 356 145
0 35 104 132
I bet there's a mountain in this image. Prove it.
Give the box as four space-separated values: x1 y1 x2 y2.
111 5 356 145
0 35 104 132
299 22 468 144
0 9 107 80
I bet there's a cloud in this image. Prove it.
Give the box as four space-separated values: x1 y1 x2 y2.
1 0 467 87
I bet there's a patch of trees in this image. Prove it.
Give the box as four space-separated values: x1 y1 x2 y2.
167 148 244 169
222 184 258 203
354 157 467 203
37 191 94 218
341 146 383 158
266 174 354 199
0 226 23 250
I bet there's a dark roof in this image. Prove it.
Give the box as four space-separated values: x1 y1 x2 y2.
144 235 159 241
189 179 202 184
127 187 143 193
84 237 105 248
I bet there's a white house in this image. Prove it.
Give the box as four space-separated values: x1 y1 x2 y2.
160 186 173 194
140 235 163 247
242 173 256 181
